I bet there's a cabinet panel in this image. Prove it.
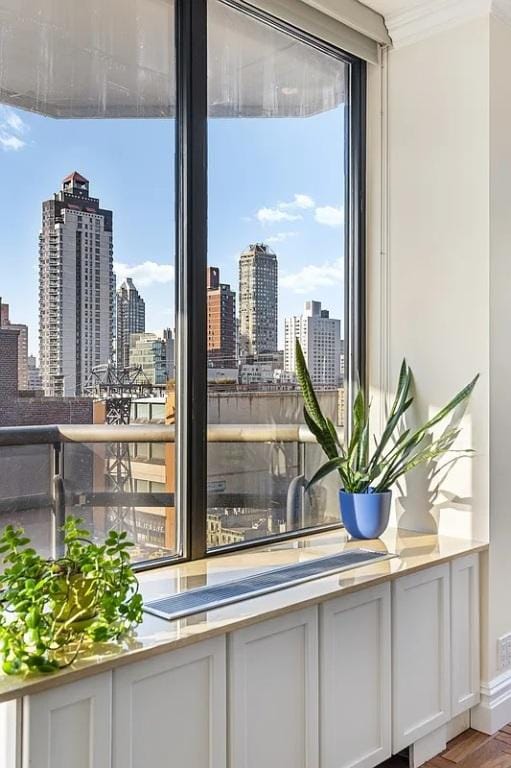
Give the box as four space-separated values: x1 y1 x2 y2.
451 554 480 715
113 636 226 768
320 583 391 768
23 672 112 768
392 563 450 752
0 700 20 768
229 606 318 768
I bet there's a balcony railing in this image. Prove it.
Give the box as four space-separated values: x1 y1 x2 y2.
0 423 339 567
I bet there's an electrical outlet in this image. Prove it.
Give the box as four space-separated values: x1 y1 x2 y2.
498 634 511 670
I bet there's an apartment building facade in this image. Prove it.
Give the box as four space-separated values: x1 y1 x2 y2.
39 172 114 396
284 300 341 388
238 243 278 359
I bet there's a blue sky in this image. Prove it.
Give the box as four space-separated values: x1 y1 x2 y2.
0 104 345 357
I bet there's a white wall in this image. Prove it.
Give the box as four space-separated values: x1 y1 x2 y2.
368 18 490 542
486 12 511 685
367 16 499 680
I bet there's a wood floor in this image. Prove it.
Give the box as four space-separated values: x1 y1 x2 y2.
380 725 511 768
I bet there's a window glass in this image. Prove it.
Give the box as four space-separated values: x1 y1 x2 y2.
207 1 347 548
0 0 177 563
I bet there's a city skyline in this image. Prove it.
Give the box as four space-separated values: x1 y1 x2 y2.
3 163 343 392
0 103 346 357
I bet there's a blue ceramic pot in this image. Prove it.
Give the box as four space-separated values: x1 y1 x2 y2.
339 489 392 540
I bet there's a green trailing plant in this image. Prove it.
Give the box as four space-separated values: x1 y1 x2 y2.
0 517 143 675
295 338 478 494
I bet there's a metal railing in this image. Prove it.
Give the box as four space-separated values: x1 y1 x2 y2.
0 423 331 561
0 423 317 446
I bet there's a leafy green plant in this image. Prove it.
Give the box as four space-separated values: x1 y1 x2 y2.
0 517 143 675
295 338 478 494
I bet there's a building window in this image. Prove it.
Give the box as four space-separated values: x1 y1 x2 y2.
0 0 364 567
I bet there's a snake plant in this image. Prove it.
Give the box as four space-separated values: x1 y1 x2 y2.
295 339 478 494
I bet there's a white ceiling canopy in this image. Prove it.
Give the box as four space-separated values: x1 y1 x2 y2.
0 0 354 120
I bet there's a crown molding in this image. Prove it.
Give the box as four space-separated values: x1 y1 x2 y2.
385 0 511 49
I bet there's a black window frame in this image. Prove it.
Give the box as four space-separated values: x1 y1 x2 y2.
144 0 367 569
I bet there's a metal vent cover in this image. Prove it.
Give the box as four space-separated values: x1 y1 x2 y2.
144 548 394 621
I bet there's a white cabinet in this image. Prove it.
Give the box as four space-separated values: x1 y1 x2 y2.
392 563 451 753
450 554 480 716
12 553 481 768
229 606 319 768
320 583 391 768
113 636 226 768
0 700 20 768
23 672 112 768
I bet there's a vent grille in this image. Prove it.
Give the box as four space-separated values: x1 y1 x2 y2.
144 548 394 621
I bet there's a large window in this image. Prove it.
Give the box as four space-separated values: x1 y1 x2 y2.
0 0 365 566
206 0 355 550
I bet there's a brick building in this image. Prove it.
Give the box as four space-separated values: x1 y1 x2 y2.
207 267 237 368
0 302 29 390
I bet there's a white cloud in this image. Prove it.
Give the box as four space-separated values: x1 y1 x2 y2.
114 260 174 287
255 193 315 225
266 231 298 244
280 194 315 211
256 207 301 224
0 134 25 151
281 259 343 294
3 109 27 134
314 205 343 228
0 107 29 152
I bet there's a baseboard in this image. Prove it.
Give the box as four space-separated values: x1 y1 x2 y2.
471 670 511 734
446 711 470 741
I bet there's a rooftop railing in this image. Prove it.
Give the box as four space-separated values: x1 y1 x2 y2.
0 423 338 566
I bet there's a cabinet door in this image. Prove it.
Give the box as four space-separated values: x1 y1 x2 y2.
229 606 318 768
392 564 451 753
23 672 112 768
0 700 21 768
113 636 226 768
451 554 480 716
320 583 391 768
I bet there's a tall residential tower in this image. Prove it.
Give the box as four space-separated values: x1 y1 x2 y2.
238 243 277 359
39 172 114 396
116 278 145 370
285 300 341 388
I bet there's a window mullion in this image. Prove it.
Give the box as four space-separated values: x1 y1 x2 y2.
175 0 208 561
344 58 366 438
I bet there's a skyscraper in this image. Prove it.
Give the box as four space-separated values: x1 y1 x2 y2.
0 301 29 390
27 355 43 390
285 300 341 388
238 243 278 359
116 278 145 370
207 267 236 368
39 172 114 396
163 328 175 380
129 332 167 385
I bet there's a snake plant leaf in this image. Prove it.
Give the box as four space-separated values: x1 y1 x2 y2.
348 389 366 463
355 419 370 473
295 340 477 496
295 338 325 431
368 363 413 472
374 426 464 491
303 408 339 461
325 417 343 450
305 457 345 490
297 339 339 460
405 374 479 444
303 407 325 442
